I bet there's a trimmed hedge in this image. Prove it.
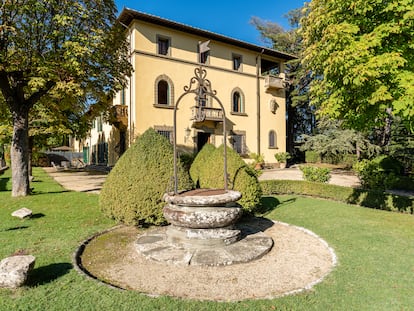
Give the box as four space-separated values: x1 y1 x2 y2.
260 180 414 214
99 128 193 226
191 144 262 213
304 151 357 167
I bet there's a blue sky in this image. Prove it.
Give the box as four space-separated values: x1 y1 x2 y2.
114 0 306 46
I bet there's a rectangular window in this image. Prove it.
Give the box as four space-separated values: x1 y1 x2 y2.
157 36 170 56
200 50 209 64
97 115 103 132
231 132 246 155
198 40 210 64
155 125 174 144
157 130 171 142
232 54 242 71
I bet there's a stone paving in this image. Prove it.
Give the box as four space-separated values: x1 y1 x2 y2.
42 167 107 194
135 222 274 266
259 166 361 188
44 166 362 194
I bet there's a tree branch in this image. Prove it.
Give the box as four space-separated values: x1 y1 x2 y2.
0 70 13 107
26 80 56 108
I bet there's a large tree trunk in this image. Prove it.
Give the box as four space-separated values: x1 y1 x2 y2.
11 107 30 197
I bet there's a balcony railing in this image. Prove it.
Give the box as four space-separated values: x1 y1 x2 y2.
190 106 223 122
109 105 128 129
264 74 285 91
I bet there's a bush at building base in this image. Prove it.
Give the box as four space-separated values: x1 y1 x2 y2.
191 144 262 213
99 128 193 226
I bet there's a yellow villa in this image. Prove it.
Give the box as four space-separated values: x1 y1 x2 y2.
81 8 296 167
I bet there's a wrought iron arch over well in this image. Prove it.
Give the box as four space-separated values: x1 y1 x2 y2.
173 67 228 193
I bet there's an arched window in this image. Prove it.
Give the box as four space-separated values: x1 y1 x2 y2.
157 80 169 105
154 75 174 107
231 88 244 114
269 130 277 148
233 92 241 112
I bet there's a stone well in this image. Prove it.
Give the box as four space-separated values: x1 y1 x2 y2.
135 68 273 266
163 189 243 248
135 189 273 266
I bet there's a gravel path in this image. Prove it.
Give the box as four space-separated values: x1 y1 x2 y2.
259 167 361 188
44 166 362 193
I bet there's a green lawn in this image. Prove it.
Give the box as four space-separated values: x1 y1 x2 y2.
1 168 413 310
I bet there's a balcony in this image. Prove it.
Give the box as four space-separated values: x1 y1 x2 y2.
109 105 128 129
264 74 285 91
190 106 223 122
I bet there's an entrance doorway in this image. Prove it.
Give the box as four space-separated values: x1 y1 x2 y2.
197 132 211 152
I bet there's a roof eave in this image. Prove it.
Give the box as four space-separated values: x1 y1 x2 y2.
118 8 298 61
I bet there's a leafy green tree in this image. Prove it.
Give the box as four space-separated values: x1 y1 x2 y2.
386 117 414 173
300 119 381 161
301 0 414 131
251 8 302 56
0 1 131 196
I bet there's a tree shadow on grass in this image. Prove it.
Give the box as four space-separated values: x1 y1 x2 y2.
234 196 299 238
27 263 73 286
257 196 281 214
31 189 71 196
347 188 413 213
0 177 10 191
2 226 29 232
256 196 297 214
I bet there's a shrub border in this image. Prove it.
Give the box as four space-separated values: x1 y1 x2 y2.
260 180 414 214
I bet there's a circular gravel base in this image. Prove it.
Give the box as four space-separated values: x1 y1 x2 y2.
74 218 337 302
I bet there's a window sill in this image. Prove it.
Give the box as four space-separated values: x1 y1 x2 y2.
268 146 279 150
153 104 175 109
230 112 248 116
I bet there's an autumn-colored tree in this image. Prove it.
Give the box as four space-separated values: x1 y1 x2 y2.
0 1 131 196
301 0 414 131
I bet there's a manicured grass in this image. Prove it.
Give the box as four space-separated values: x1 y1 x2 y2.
1 168 413 310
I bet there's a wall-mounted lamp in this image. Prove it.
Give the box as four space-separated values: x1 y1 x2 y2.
184 127 191 143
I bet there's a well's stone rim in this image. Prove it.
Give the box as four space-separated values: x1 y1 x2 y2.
163 189 242 206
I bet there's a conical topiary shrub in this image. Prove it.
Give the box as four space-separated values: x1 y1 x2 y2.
99 128 193 226
189 143 216 187
191 144 262 213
